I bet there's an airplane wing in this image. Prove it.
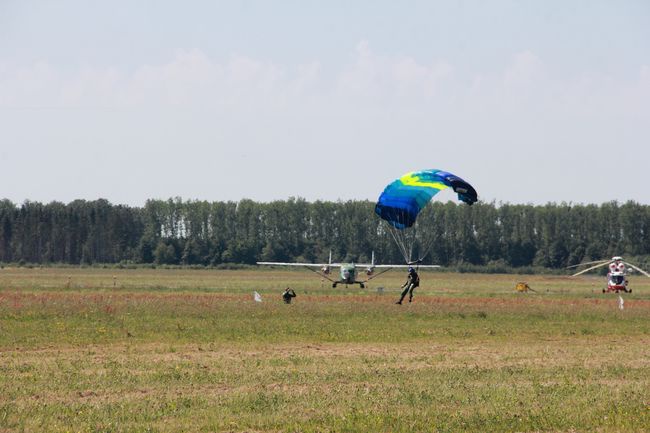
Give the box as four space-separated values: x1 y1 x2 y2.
256 261 342 267
356 262 441 268
258 262 439 269
257 261 339 283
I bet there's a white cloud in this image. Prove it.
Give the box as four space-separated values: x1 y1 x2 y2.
0 61 58 106
0 45 647 124
60 66 123 106
391 57 453 97
1 43 649 205
503 50 544 89
227 55 284 91
639 65 650 98
0 49 293 109
337 40 377 96
337 40 454 100
292 61 322 96
641 65 650 84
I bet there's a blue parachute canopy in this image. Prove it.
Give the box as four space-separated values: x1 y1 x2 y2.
375 169 478 229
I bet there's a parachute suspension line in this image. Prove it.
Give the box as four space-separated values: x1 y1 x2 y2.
387 223 410 264
407 225 416 263
417 241 432 264
412 208 438 264
415 223 433 264
401 207 415 263
382 205 417 264
386 226 402 259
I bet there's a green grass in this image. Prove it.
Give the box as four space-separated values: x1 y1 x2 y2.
1 268 649 432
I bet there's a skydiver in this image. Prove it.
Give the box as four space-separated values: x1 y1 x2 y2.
282 287 297 304
396 266 419 304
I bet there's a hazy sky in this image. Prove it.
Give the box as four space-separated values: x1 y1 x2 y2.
1 1 649 206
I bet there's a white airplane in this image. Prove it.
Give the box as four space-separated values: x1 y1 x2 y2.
257 251 439 288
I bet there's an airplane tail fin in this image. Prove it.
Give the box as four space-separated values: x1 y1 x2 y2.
366 251 376 276
321 250 333 275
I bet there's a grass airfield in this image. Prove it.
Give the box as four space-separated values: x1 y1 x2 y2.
1 267 649 432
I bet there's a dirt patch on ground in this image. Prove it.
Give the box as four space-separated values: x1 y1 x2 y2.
3 337 649 367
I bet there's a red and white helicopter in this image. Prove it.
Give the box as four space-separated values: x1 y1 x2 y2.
567 256 650 293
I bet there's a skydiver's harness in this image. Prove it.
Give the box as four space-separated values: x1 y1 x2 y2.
402 271 420 288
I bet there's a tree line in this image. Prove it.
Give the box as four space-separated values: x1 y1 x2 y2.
0 198 648 269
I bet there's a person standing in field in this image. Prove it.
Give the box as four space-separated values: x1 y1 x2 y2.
282 287 297 304
396 267 419 304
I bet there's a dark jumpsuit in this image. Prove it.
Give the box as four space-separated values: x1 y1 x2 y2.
398 271 419 303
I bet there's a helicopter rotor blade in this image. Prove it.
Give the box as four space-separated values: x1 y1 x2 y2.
625 263 650 278
571 261 611 276
565 259 610 270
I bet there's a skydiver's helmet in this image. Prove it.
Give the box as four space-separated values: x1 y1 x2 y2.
408 266 415 273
